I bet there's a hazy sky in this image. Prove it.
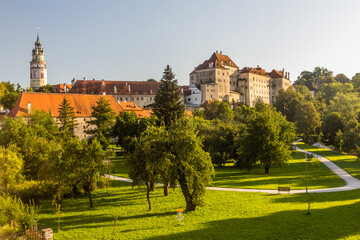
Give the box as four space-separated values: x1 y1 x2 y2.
1 0 360 88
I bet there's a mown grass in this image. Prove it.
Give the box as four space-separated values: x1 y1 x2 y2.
213 151 344 190
37 180 360 240
111 151 345 190
297 142 360 180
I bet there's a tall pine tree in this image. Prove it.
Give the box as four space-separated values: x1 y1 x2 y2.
58 97 77 136
87 97 116 149
153 65 185 127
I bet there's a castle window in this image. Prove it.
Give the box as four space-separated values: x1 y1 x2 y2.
141 97 143 101
188 98 191 101
120 97 122 101
137 97 139 100
150 97 152 101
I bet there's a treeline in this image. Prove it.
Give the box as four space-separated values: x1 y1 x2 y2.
277 67 360 154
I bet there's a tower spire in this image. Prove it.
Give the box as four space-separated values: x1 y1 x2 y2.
37 27 39 41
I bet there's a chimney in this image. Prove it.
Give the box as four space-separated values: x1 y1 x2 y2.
282 68 284 73
27 102 31 114
288 73 290 79
102 79 105 86
220 51 222 54
83 77 86 82
71 78 76 86
257 65 259 68
64 83 67 93
216 50 218 53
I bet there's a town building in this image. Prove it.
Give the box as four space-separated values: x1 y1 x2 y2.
69 79 161 108
190 51 292 107
51 83 72 93
7 92 151 139
30 31 47 90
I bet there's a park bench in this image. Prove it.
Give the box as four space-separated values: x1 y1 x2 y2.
278 187 290 194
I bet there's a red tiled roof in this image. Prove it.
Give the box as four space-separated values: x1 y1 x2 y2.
190 52 238 74
51 84 72 93
8 92 124 118
69 80 161 95
240 66 270 77
268 69 285 79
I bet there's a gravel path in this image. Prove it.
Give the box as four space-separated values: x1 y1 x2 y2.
106 143 360 194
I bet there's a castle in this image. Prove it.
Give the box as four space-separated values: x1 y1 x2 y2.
189 51 291 107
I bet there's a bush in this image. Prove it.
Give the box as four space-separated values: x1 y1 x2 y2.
0 194 40 231
9 180 55 203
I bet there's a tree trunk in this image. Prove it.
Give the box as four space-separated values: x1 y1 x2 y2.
264 165 270 174
163 183 169 196
150 181 155 191
178 171 196 211
146 182 152 211
88 178 94 208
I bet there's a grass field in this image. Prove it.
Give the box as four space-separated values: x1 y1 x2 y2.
111 151 345 190
297 142 360 180
34 145 360 239
37 180 360 240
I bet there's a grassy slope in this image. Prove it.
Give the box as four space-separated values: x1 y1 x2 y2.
297 142 360 180
37 180 360 240
112 151 345 190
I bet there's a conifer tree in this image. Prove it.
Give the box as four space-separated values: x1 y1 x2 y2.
153 65 185 127
87 97 116 149
58 97 77 136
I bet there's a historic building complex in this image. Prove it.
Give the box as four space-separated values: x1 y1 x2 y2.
26 34 291 110
30 31 47 90
189 51 292 106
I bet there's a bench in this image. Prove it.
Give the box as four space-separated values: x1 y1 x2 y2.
278 187 291 193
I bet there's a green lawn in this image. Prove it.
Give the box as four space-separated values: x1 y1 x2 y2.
112 151 345 190
297 142 360 180
37 180 360 240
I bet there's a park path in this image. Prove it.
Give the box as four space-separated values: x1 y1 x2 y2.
106 143 360 194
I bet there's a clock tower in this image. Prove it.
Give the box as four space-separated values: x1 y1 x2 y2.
30 29 47 90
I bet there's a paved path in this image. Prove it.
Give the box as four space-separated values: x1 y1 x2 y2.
106 143 360 194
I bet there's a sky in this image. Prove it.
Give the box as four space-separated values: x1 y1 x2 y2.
1 0 360 88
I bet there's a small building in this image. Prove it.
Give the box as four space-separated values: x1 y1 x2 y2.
51 83 72 93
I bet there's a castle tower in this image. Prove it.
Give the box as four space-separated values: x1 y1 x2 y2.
30 29 47 90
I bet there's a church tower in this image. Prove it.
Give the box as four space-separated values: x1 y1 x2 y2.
30 29 47 90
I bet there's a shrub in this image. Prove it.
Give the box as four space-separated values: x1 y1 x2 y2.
0 194 40 231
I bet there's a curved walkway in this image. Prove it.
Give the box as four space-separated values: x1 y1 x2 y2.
106 143 360 194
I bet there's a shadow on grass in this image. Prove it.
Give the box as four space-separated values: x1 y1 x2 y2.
272 189 360 204
42 211 175 231
145 202 360 240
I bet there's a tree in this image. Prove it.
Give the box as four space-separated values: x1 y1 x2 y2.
77 139 109 208
203 100 234 122
334 73 350 84
87 97 116 149
0 81 22 110
147 78 157 82
112 111 156 152
129 126 171 210
321 112 343 146
0 145 23 193
58 97 77 136
153 65 185 127
167 119 214 211
294 101 321 135
236 103 296 174
351 73 360 89
129 118 214 211
198 119 239 166
34 84 54 93
316 82 353 105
